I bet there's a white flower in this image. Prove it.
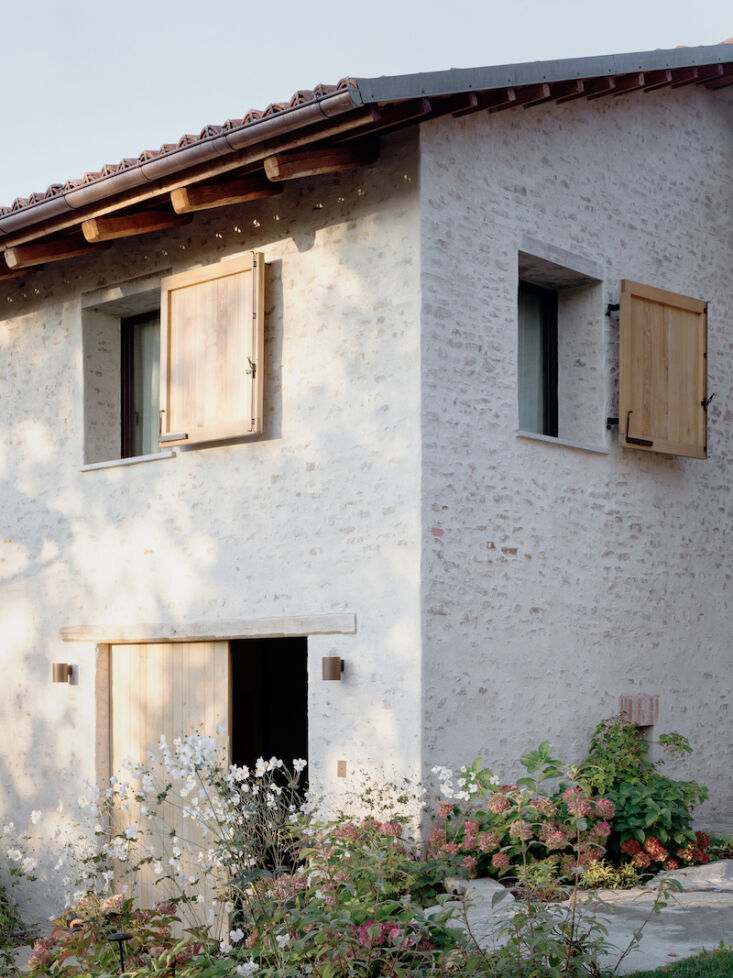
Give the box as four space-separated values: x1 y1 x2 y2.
220 941 233 954
30 810 43 824
224 900 234 914
153 861 163 875
236 964 258 977
255 758 267 777
124 824 138 840
293 758 307 773
22 856 37 874
230 927 244 943
7 849 22 862
276 933 290 949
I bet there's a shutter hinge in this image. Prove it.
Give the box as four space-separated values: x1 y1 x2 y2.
606 417 619 429
702 393 716 410
605 303 620 317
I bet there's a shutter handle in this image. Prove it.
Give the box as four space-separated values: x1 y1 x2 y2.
158 409 188 443
702 393 716 410
625 410 653 448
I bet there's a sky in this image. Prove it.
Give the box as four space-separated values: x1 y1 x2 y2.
0 0 730 207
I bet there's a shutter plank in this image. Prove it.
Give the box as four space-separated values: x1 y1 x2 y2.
619 279 707 458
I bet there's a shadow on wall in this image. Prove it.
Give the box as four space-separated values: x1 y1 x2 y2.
0 129 423 835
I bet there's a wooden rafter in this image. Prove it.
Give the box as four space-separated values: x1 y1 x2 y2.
641 69 673 91
171 176 283 214
4 236 102 269
612 73 646 96
586 76 617 100
486 87 517 112
81 209 190 243
705 68 733 90
0 264 31 280
264 140 379 182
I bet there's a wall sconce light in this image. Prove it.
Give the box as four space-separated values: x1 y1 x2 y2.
322 656 344 681
52 663 73 683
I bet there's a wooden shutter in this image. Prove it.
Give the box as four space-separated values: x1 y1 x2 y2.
619 279 707 458
110 642 230 913
160 252 264 446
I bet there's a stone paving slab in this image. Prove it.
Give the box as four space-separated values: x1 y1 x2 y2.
432 862 733 975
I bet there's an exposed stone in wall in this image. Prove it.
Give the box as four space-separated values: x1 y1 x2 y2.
419 87 733 819
0 129 422 920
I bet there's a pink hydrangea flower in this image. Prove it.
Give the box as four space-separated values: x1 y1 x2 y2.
438 802 453 818
477 830 499 852
508 819 533 841
492 852 511 870
463 855 478 874
593 798 616 819
488 793 511 814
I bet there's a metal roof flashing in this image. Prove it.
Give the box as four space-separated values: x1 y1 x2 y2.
352 43 733 102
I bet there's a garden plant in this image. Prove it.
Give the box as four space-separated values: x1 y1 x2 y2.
0 716 717 977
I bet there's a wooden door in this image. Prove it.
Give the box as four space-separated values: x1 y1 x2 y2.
109 642 229 915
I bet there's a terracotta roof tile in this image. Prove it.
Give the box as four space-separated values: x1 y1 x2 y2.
0 78 357 218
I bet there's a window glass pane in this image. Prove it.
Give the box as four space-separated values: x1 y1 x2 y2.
131 313 160 456
518 285 546 433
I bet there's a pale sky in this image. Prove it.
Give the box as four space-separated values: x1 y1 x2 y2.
0 0 730 208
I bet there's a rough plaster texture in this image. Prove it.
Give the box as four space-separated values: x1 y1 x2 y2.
1 83 732 922
418 85 733 818
0 130 422 919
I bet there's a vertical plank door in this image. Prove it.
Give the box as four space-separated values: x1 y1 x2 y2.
110 642 229 918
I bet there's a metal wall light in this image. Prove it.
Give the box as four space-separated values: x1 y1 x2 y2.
321 656 344 681
52 663 73 683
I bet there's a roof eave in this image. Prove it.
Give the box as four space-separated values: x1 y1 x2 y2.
352 43 733 103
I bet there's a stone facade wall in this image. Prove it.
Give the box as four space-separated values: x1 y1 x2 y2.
0 129 422 917
419 86 733 822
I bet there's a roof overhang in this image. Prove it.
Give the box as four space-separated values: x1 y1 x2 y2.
0 43 730 276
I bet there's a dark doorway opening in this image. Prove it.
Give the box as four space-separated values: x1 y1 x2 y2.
230 637 308 774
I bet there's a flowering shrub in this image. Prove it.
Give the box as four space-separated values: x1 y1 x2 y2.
430 743 616 888
26 895 193 976
578 715 708 871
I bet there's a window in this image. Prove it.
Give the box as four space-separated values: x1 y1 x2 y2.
517 243 604 447
619 279 707 458
82 252 265 465
121 311 160 458
518 282 558 437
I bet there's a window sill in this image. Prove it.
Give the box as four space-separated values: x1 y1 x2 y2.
516 431 609 455
81 450 176 472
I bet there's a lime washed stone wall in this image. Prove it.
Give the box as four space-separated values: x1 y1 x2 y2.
418 84 733 825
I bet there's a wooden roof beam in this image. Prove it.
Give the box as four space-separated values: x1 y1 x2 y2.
5 236 103 269
704 65 733 89
171 176 283 214
586 76 618 100
641 69 673 91
81 208 190 243
552 80 585 103
487 83 552 113
264 139 378 182
0 264 32 280
612 72 646 96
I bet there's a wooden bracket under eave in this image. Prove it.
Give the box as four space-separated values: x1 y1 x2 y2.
81 209 191 243
264 139 379 182
4 236 105 269
171 176 283 214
